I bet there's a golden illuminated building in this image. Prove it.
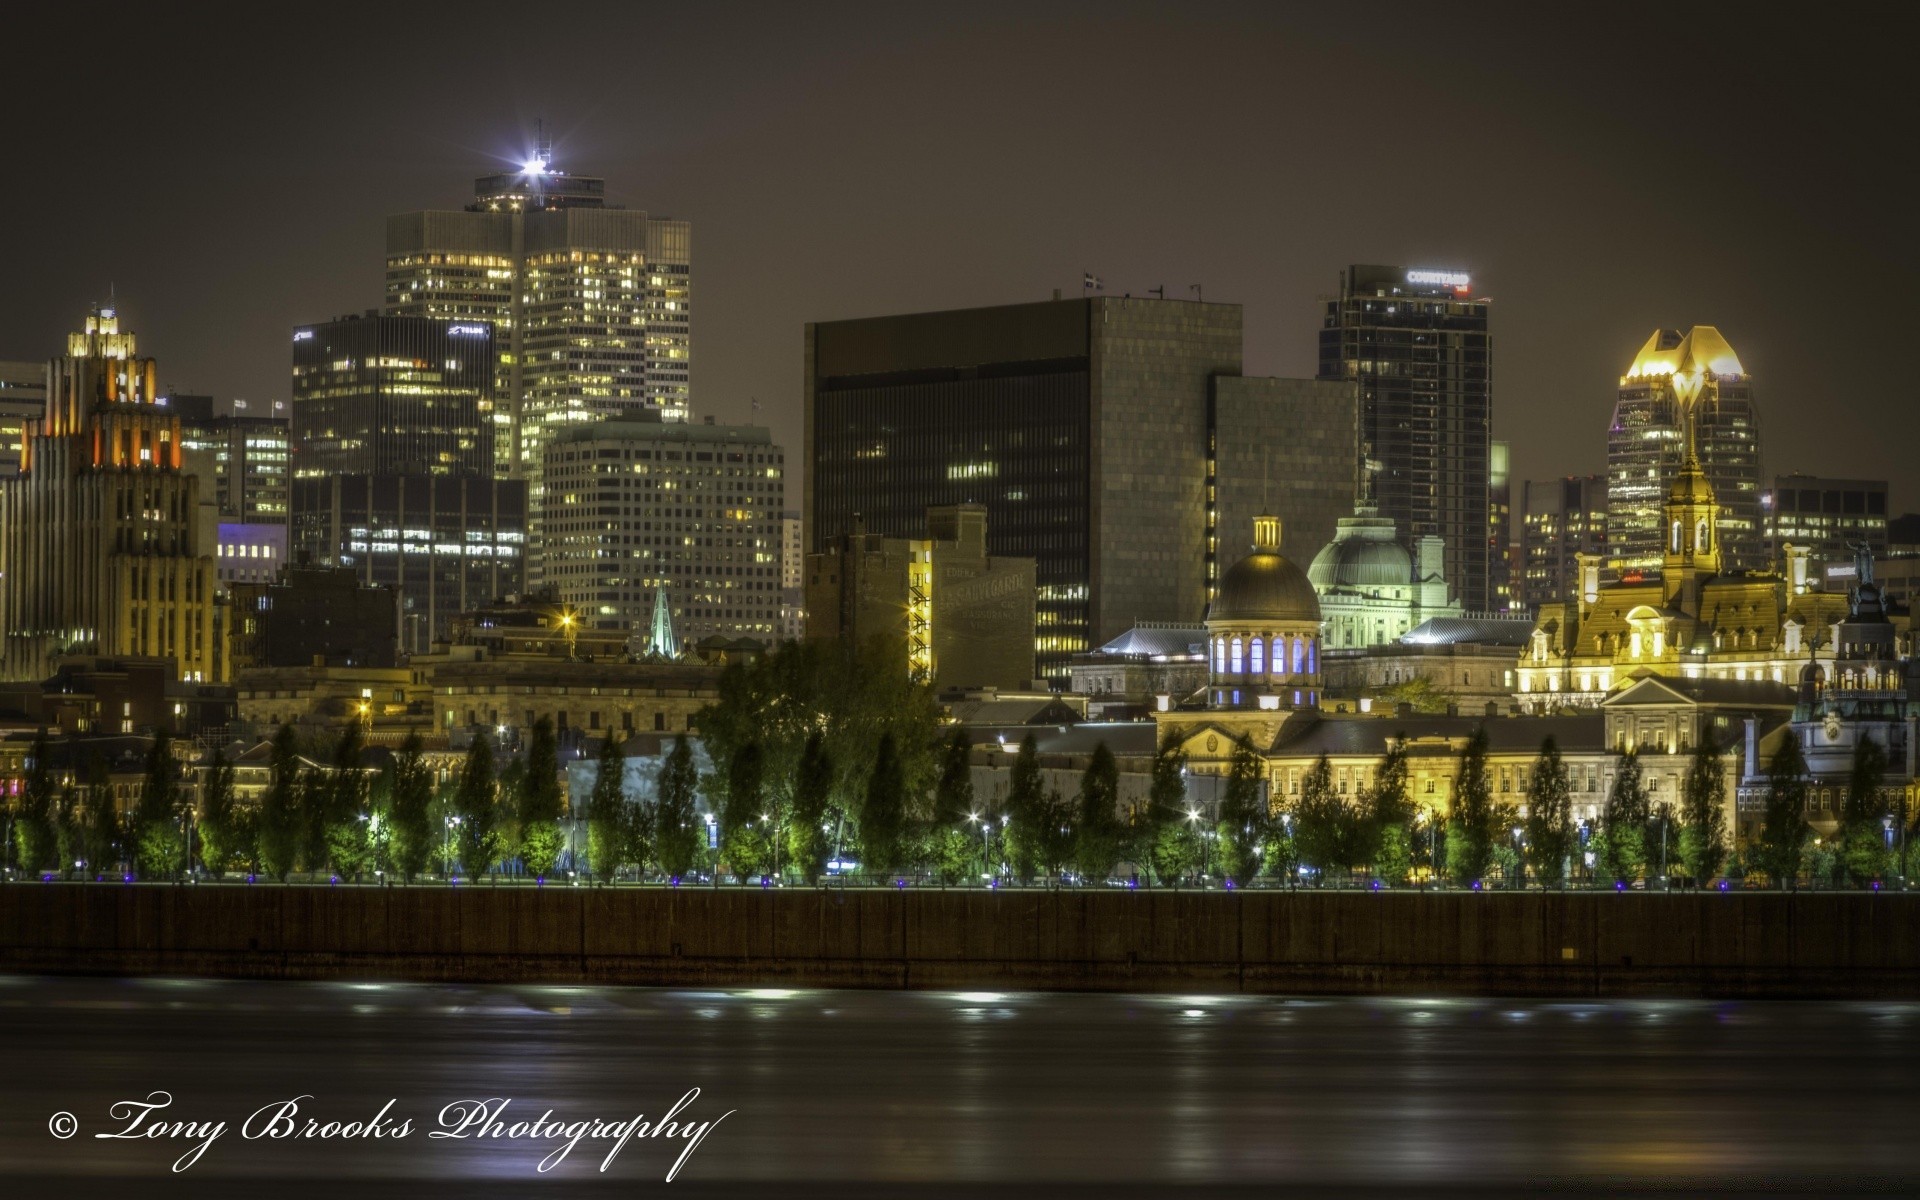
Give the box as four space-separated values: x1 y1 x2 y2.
1607 327 1764 574
1523 371 1842 710
0 305 219 683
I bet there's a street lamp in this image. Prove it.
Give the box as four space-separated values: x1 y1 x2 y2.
1511 824 1525 889
443 814 462 880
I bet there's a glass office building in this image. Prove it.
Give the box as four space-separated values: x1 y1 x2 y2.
290 314 494 478
1318 265 1493 612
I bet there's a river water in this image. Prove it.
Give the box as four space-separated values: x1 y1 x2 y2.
0 975 1914 1197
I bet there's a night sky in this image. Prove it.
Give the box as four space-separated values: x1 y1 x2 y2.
9 4 1914 508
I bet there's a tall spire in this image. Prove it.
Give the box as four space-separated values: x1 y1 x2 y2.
645 583 679 659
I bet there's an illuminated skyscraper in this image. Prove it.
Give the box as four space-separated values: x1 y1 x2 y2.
0 305 218 682
1318 265 1493 612
1519 475 1607 606
1606 327 1764 575
0 360 47 476
289 314 495 478
384 140 692 530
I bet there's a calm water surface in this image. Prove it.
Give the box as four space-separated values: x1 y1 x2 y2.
0 975 1915 1197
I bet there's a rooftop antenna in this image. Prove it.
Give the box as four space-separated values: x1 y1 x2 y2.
1188 283 1203 302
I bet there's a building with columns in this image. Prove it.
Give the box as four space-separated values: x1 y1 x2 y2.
0 305 219 683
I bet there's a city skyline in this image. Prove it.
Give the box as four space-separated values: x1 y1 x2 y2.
6 6 1913 510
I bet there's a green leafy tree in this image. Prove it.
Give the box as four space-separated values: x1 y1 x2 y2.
787 732 833 884
1215 737 1267 885
197 747 242 878
388 732 435 882
131 731 185 879
1293 755 1344 884
933 728 975 828
1678 738 1729 886
1365 739 1414 876
453 731 503 878
1035 788 1075 879
1600 749 1650 885
1073 741 1125 883
721 739 775 879
1004 734 1047 883
1757 735 1810 889
694 638 943 849
858 732 907 877
259 725 303 881
1446 728 1496 885
15 729 57 873
516 716 566 877
1523 737 1574 889
53 783 83 879
1840 734 1890 886
654 734 704 878
1144 731 1198 885
586 733 629 880
325 726 374 878
82 757 119 876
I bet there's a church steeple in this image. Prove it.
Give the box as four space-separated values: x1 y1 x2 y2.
1661 371 1721 606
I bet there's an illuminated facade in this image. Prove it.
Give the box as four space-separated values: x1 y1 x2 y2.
1522 386 1844 712
0 306 219 682
541 416 782 646
290 314 494 478
805 505 1037 689
1308 506 1460 649
385 148 692 539
806 297 1356 682
1519 475 1607 606
1607 328 1764 575
1319 265 1493 612
173 394 291 585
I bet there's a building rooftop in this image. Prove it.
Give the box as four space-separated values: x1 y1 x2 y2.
1401 616 1535 646
1626 326 1745 380
1087 623 1207 660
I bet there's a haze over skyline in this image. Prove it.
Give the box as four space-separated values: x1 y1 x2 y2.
9 3 1914 505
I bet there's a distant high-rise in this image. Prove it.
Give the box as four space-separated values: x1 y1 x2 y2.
541 415 783 647
1606 327 1764 575
808 296 1357 681
173 394 291 586
290 314 495 478
0 360 47 476
1764 473 1887 577
1519 475 1608 606
385 140 692 522
1318 265 1493 611
1489 439 1513 612
0 306 218 683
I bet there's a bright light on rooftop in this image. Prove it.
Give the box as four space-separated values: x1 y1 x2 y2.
523 157 546 175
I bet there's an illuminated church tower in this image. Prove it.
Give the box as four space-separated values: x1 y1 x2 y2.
0 305 219 683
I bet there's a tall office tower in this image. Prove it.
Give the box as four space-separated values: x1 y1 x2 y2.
0 360 48 476
806 297 1357 682
289 314 494 478
779 508 805 641
1764 474 1888 578
1606 327 1764 575
385 143 692 509
290 475 526 654
0 305 218 682
1519 475 1608 606
541 415 783 645
1318 265 1493 611
172 394 292 585
1488 439 1513 612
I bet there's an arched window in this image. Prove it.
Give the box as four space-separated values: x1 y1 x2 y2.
1249 635 1264 676
1293 636 1306 674
1308 639 1317 674
1671 520 1682 553
1695 518 1709 552
1213 637 1225 673
1229 636 1243 674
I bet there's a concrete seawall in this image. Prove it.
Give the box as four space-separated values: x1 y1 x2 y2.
3 885 1917 998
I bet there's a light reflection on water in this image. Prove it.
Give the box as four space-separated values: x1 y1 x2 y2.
0 976 1915 1192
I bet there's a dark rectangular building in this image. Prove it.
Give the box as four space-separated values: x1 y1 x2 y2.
1318 265 1492 611
1520 475 1608 607
291 474 527 653
229 564 398 670
1765 473 1888 575
290 313 495 478
806 297 1356 681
